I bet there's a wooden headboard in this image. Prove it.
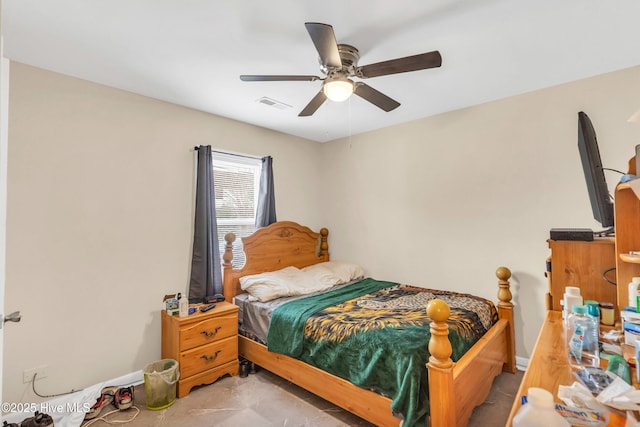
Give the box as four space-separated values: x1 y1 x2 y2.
222 221 329 302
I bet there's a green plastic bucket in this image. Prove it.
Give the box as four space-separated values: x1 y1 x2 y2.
143 359 179 410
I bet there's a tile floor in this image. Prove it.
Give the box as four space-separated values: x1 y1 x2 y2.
83 367 523 426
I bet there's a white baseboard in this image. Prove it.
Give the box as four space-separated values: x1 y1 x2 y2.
515 355 529 371
3 370 143 427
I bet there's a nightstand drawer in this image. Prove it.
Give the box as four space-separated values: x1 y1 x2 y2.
179 314 237 351
179 335 238 378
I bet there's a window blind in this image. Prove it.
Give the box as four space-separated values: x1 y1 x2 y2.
212 151 262 268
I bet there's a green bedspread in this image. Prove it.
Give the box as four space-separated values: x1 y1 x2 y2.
266 278 497 427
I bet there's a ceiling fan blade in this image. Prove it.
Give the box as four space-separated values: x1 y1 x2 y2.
240 75 321 82
357 51 442 78
304 22 342 69
353 83 400 112
298 90 327 117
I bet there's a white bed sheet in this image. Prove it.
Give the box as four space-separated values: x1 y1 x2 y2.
233 280 359 344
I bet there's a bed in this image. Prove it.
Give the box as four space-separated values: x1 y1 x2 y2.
222 221 516 427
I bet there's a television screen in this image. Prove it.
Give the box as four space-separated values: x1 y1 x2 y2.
577 111 614 231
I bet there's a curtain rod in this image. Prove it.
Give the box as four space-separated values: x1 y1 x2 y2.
193 146 262 160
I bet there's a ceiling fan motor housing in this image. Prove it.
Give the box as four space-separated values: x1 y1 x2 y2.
321 44 360 76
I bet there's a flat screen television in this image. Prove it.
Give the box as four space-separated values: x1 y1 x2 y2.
577 111 614 233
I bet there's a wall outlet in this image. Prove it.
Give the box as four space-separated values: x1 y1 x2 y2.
23 366 48 383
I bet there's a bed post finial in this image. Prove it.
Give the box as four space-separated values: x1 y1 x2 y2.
426 299 456 426
319 227 329 260
223 233 236 269
426 299 453 369
222 233 237 303
496 266 512 305
496 266 516 373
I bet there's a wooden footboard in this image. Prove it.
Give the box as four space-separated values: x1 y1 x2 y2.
239 335 400 426
428 266 515 427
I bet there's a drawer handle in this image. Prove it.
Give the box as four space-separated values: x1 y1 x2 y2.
200 326 222 338
200 350 221 362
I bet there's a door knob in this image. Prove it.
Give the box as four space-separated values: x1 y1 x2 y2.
3 311 21 325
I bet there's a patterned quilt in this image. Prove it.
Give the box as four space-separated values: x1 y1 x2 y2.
266 278 498 427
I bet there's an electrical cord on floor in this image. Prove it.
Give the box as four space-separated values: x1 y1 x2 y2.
31 372 140 427
32 372 140 425
81 406 140 426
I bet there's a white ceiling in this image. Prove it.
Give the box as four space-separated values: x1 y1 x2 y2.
3 1 640 143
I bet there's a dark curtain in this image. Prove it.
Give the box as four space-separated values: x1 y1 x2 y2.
189 145 222 297
255 155 277 227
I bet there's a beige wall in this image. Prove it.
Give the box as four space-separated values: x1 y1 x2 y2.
320 65 640 359
4 60 640 403
4 63 323 402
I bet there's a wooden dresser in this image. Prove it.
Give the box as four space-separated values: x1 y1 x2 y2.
506 311 572 425
161 301 239 397
546 238 616 312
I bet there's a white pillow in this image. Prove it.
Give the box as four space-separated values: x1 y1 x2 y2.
239 266 334 302
302 261 365 285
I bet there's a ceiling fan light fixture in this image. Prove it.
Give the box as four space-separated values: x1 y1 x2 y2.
323 78 354 102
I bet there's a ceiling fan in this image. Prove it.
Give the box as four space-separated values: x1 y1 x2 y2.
240 22 442 117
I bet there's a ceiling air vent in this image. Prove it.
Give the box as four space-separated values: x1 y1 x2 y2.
256 97 292 110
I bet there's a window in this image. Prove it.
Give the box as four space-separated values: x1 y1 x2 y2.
212 151 262 268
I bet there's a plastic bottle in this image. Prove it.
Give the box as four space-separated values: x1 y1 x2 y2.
562 286 583 320
567 305 599 367
178 292 188 318
629 277 640 310
512 387 570 427
584 300 600 339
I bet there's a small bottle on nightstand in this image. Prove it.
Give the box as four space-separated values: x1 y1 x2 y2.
178 293 188 318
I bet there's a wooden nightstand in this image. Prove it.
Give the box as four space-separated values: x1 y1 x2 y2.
161 301 239 397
